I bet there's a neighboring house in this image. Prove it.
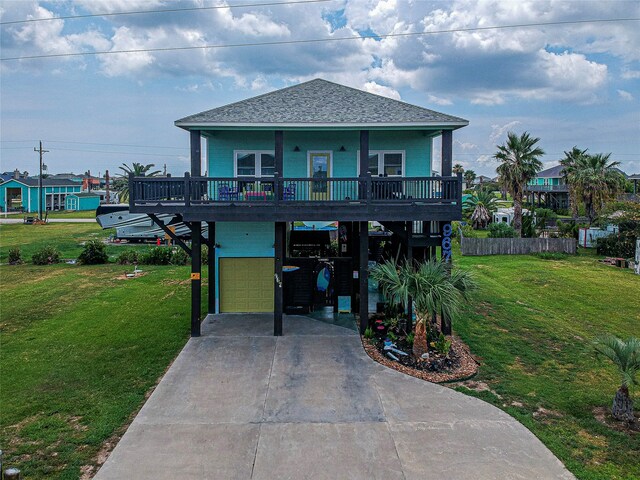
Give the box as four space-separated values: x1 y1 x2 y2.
65 192 101 211
0 178 82 212
91 189 120 204
525 164 570 210
129 78 467 336
1 170 29 183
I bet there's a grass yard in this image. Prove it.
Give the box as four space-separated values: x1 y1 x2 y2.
0 223 152 264
0 223 203 479
1 222 639 479
455 247 640 480
2 210 96 219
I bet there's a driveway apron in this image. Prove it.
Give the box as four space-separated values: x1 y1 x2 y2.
95 314 574 480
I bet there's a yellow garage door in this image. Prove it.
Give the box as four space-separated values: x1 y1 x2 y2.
219 258 274 313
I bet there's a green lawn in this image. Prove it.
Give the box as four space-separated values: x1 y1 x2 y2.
0 223 152 263
0 223 200 479
3 210 96 219
455 247 640 480
1 223 638 479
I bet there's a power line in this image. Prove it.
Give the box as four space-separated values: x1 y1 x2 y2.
2 17 638 62
1 140 186 150
0 0 336 26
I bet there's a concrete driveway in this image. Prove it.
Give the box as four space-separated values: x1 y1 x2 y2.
95 314 574 480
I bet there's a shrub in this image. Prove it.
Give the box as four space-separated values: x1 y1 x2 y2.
488 222 516 238
78 239 108 265
32 245 61 265
596 235 636 258
140 246 172 265
364 326 375 339
8 247 23 265
405 332 415 346
116 250 139 265
171 248 190 265
460 225 479 238
431 333 452 356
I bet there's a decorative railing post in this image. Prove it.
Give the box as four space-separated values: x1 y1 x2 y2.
274 172 280 207
184 172 191 207
457 172 463 205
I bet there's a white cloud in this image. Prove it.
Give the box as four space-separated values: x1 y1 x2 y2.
363 81 401 100
427 94 452 106
489 121 521 143
617 89 634 101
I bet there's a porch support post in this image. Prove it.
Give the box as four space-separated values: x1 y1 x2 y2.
275 131 284 175
190 130 201 176
359 130 369 200
406 221 413 331
441 130 452 176
207 222 216 315
191 221 202 337
274 222 285 336
359 221 369 334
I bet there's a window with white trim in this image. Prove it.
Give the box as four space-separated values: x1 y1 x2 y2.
357 150 405 176
234 151 275 177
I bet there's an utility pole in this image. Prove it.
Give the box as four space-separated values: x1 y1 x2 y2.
105 170 110 204
34 141 49 220
163 163 167 176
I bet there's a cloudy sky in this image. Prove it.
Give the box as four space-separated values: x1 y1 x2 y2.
1 0 639 178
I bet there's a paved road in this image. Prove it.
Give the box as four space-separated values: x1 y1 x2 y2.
95 314 574 480
0 218 95 224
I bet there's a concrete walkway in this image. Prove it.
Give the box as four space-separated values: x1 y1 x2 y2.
95 314 574 480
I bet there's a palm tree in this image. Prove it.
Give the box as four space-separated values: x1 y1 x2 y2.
464 169 476 188
495 132 545 237
562 152 625 222
560 146 588 216
594 335 640 422
453 163 465 175
464 190 499 229
370 258 476 359
115 162 162 202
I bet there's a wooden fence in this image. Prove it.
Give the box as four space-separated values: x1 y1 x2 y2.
460 236 577 256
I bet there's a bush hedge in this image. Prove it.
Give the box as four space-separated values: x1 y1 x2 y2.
32 245 61 265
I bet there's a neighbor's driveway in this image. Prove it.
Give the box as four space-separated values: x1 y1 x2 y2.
95 314 574 480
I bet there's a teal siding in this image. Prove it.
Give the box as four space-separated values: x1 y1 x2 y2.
214 221 275 313
0 180 81 212
206 130 432 179
0 180 29 212
65 195 100 211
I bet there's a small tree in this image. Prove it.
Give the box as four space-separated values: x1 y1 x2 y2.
464 169 476 188
370 259 476 359
453 163 465 175
495 132 545 237
594 335 640 423
464 190 499 229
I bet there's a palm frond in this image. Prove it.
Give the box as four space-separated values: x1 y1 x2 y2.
594 335 640 388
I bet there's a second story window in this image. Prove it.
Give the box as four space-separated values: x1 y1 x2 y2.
359 151 405 176
234 151 275 177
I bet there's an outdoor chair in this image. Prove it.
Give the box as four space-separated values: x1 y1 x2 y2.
218 184 239 201
283 183 296 201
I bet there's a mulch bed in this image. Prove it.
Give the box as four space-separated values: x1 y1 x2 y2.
361 335 479 383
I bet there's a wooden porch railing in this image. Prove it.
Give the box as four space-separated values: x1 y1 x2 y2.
129 173 462 208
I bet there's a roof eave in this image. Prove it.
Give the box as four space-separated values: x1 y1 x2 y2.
175 120 469 131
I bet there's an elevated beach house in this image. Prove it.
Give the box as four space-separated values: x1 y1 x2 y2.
129 79 468 336
524 164 570 211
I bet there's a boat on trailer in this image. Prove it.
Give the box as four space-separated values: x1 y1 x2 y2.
96 205 196 241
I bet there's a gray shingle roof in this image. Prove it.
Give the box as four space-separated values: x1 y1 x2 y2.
0 177 80 187
536 165 565 178
176 79 468 129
